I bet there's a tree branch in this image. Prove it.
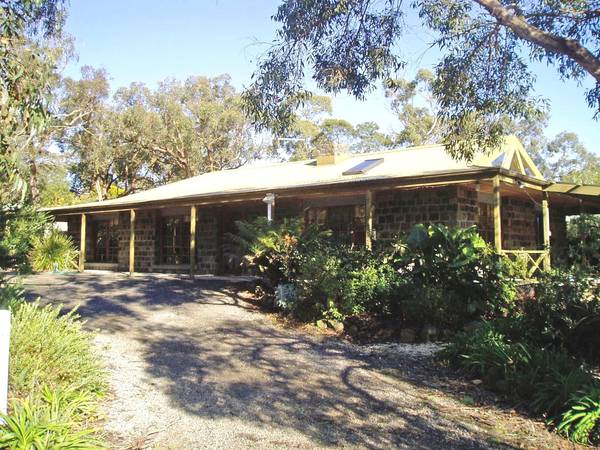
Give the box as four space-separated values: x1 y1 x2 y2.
474 0 600 83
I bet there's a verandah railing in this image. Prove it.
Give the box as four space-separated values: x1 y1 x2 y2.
501 250 550 279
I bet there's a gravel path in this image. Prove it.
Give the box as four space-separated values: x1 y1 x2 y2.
20 272 577 449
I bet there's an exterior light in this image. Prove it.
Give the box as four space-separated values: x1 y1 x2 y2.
262 193 276 222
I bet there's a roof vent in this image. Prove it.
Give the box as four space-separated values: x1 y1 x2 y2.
343 158 384 175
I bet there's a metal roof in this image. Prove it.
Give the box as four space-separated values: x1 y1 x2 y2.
43 138 548 214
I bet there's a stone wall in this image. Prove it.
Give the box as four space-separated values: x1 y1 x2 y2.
501 198 539 250
374 186 480 242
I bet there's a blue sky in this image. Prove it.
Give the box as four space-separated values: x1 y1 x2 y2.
64 0 599 153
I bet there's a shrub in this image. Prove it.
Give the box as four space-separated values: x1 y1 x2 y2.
520 269 600 362
0 284 106 449
566 214 600 272
0 206 49 271
9 301 105 401
441 320 600 446
557 388 600 445
388 224 516 329
227 217 329 287
0 387 102 450
28 230 79 272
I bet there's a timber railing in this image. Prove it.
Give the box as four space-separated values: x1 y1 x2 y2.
501 249 549 279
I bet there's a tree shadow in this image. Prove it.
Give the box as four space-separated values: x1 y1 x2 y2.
137 319 510 449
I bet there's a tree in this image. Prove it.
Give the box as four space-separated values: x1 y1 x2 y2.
59 66 119 201
539 132 600 184
1 0 66 207
0 0 67 269
245 0 600 161
275 95 392 159
385 68 446 146
60 71 266 200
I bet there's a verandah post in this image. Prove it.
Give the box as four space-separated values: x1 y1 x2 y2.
493 176 502 252
542 191 551 270
129 209 136 275
365 189 374 250
79 213 86 272
190 205 197 278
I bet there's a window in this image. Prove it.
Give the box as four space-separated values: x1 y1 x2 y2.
158 216 190 265
92 219 119 263
306 205 366 246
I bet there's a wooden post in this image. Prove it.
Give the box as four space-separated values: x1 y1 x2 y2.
190 205 197 278
493 176 502 252
365 190 374 250
542 191 551 270
129 209 136 275
79 213 86 272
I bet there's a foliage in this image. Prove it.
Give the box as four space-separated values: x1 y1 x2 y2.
557 388 600 446
29 229 78 272
566 214 600 271
0 278 105 448
384 68 446 147
228 216 334 287
60 70 266 200
441 321 600 446
0 387 102 450
387 224 516 329
8 300 105 402
274 95 392 160
0 206 50 271
519 269 600 362
246 0 600 160
233 220 514 328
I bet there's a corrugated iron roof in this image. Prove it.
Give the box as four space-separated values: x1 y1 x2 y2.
43 139 539 213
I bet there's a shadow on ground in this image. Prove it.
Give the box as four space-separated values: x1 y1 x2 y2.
19 272 537 449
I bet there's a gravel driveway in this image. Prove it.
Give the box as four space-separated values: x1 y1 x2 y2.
19 272 574 450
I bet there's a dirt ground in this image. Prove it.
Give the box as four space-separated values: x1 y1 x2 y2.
18 271 580 449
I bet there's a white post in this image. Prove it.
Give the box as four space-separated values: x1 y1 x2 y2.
267 203 272 222
0 310 10 417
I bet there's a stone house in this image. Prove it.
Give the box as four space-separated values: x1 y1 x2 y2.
43 136 600 276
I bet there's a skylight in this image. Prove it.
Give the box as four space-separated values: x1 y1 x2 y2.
342 158 384 175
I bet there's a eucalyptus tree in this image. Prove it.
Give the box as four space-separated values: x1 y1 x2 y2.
1 0 66 206
244 0 600 160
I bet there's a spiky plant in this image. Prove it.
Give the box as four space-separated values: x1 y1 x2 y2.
28 230 78 272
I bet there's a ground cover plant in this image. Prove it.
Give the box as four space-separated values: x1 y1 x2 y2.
0 276 106 449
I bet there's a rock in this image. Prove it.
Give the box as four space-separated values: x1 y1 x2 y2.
315 319 328 329
420 324 438 342
472 379 483 385
326 320 344 333
399 327 417 343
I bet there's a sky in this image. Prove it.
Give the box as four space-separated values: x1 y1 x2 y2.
63 0 599 153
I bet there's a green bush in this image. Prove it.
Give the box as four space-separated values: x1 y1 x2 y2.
558 388 600 445
566 214 600 271
227 217 329 287
9 301 105 401
387 224 516 329
0 285 106 448
0 206 49 271
441 321 600 446
29 230 79 273
0 387 102 450
520 269 600 362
